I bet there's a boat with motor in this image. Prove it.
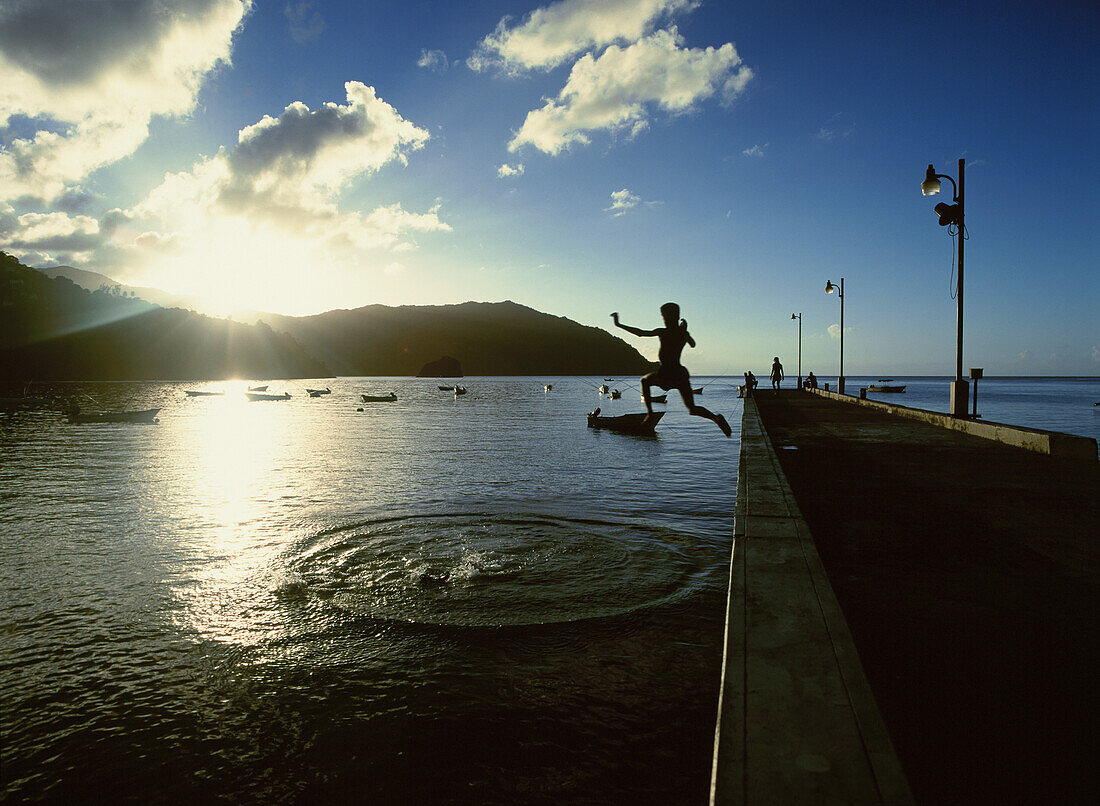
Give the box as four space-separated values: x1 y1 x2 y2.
361 392 397 402
67 407 160 424
307 388 332 397
453 386 467 396
587 407 664 434
867 379 907 393
185 390 223 397
245 391 290 401
247 385 268 392
609 389 621 399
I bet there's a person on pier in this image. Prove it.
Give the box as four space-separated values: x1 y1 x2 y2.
770 357 784 390
611 304 731 437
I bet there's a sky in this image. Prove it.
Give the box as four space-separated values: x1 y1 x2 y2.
1 0 1097 375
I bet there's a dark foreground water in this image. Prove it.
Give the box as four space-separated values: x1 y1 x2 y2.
1 377 740 804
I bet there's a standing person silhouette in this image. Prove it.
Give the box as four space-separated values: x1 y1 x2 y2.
611 304 731 437
770 357 784 390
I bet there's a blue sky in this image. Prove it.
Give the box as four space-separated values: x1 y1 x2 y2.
1 0 1096 375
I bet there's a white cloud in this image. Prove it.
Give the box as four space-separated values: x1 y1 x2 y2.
469 0 695 73
605 188 659 216
417 49 449 72
0 0 251 203
3 210 101 253
828 324 854 339
1091 346 1099 363
817 112 854 142
497 163 525 178
742 143 767 157
508 28 752 155
285 1 325 44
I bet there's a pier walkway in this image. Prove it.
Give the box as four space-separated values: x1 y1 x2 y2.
713 389 1097 804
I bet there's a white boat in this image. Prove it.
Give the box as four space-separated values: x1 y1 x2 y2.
247 385 268 392
598 385 609 394
185 390 223 397
245 392 290 401
544 384 553 392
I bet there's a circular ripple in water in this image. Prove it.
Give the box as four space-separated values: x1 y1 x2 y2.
277 513 703 627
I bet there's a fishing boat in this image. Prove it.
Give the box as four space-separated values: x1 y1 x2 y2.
247 385 268 392
867 379 907 393
587 408 664 434
598 385 610 395
245 392 290 401
438 385 454 391
307 388 332 397
185 390 223 397
644 394 668 404
544 384 553 392
453 386 467 396
361 392 397 402
609 389 621 399
67 408 160 424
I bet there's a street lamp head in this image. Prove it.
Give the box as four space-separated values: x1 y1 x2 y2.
825 280 837 294
934 201 962 226
791 313 797 320
921 164 941 196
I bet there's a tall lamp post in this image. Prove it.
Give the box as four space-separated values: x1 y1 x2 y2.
922 158 967 416
791 313 802 389
825 278 844 393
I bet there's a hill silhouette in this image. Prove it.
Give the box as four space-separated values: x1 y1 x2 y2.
1 252 329 380
259 302 653 376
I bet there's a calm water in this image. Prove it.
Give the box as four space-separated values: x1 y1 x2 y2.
1 377 740 804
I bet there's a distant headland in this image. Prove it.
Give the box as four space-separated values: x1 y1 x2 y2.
0 252 652 381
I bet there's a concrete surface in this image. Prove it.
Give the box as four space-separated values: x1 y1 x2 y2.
749 390 1099 804
710 397 913 805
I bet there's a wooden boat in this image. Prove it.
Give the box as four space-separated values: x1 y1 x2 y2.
544 384 552 392
587 408 664 434
67 408 160 424
609 389 621 399
867 379 907 393
361 392 397 402
245 392 290 401
598 385 610 394
307 388 332 397
453 386 467 396
438 385 454 391
185 390 223 397
247 385 268 392
644 394 668 404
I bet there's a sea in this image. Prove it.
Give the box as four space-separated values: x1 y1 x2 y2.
1 375 1096 804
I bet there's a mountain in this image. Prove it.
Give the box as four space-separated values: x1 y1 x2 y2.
1 252 329 380
259 301 654 376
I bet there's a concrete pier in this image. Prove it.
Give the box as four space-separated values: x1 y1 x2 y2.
714 390 1098 804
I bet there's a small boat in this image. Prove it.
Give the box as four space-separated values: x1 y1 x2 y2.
692 387 703 395
867 379 907 393
598 385 609 394
644 394 668 404
248 385 268 392
453 386 467 396
587 408 664 434
67 408 160 424
361 393 397 402
438 385 455 391
544 384 553 392
185 390 224 397
307 388 332 397
603 378 615 381
245 392 290 401
609 389 621 399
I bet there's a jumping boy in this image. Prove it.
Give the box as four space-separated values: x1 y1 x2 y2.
611 304 732 437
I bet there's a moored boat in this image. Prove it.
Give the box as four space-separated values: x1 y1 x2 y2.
361 392 397 402
644 394 668 404
868 379 907 393
587 408 664 434
598 385 610 394
609 389 621 399
67 408 160 424
544 384 553 392
453 386 467 396
307 388 332 397
247 385 268 392
185 390 224 397
245 392 290 401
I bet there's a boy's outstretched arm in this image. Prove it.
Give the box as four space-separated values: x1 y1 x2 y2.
610 312 657 337
681 319 696 348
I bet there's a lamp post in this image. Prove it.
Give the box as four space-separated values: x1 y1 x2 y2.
825 278 844 394
791 313 802 389
922 158 967 416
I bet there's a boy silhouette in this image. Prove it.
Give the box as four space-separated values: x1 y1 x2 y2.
612 303 731 437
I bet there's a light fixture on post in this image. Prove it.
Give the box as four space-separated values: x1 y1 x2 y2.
824 278 844 394
791 313 802 389
922 159 967 416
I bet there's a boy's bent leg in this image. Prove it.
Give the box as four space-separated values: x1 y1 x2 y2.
641 378 654 415
680 384 732 437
